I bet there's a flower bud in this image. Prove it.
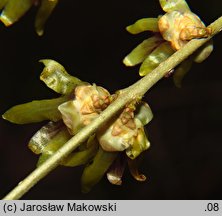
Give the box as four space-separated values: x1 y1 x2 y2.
97 106 136 151
58 84 111 135
97 103 151 159
158 11 211 50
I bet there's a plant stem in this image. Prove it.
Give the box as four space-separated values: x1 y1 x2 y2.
3 16 222 200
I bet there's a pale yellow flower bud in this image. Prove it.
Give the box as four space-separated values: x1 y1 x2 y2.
58 84 111 135
158 11 211 50
97 105 150 159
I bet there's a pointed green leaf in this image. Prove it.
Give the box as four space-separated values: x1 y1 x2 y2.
193 39 213 63
35 0 58 36
81 147 118 193
159 0 190 13
40 59 85 95
123 36 163 66
139 42 174 76
0 0 33 26
126 18 159 34
173 57 193 88
2 96 69 124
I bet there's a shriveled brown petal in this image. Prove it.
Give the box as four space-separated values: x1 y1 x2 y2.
107 154 126 185
128 157 146 182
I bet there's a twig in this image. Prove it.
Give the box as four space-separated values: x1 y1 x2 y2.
2 16 222 200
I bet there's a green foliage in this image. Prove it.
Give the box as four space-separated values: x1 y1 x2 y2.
0 0 59 35
2 96 68 124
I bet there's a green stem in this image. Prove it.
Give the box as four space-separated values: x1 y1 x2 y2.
3 16 222 200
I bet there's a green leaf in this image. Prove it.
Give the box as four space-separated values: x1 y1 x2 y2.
173 57 193 88
40 59 85 95
2 96 69 124
193 39 213 63
81 147 118 193
139 42 174 76
37 133 99 168
0 0 8 10
36 127 71 166
28 121 65 154
0 0 33 26
159 0 190 13
126 18 159 34
135 102 153 126
123 36 163 66
35 0 58 36
60 136 99 167
37 154 50 167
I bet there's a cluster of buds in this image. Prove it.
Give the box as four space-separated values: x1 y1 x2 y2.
58 84 111 135
0 0 58 35
123 0 213 87
158 0 212 50
3 59 153 192
97 103 151 159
